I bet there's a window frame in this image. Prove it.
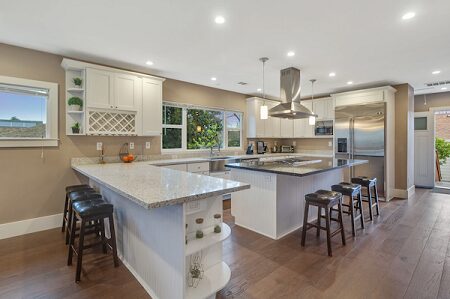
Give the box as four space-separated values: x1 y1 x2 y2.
0 75 58 148
161 102 243 153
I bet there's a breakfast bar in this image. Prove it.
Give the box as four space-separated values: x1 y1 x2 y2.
226 157 367 240
72 162 249 299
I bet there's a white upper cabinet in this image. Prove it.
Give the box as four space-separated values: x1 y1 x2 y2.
86 68 114 109
141 78 163 136
280 118 294 138
246 98 281 138
264 101 281 138
312 97 334 120
86 68 140 112
294 100 314 138
114 73 140 111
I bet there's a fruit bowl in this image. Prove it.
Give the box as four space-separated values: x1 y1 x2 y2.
119 143 135 163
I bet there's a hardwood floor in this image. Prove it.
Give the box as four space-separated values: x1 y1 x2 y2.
1 189 450 299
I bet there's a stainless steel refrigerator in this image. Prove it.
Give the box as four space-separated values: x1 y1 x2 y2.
335 103 385 196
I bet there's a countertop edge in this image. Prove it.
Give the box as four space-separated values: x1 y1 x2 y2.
72 164 250 209
225 160 368 177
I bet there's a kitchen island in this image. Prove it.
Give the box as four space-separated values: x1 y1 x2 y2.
226 157 367 240
72 161 250 299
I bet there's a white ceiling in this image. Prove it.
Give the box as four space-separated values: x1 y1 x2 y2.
1 0 450 98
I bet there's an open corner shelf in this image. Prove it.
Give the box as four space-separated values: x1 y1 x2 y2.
185 261 231 299
67 110 84 114
185 223 231 256
67 88 84 93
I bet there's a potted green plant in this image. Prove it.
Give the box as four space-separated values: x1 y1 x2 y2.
73 77 82 88
71 122 80 134
68 96 83 111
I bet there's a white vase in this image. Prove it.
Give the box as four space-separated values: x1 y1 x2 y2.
69 105 81 111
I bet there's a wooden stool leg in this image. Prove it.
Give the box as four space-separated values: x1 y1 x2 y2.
108 215 119 267
358 191 365 229
76 219 86 282
367 186 374 221
338 200 346 246
349 196 356 237
62 195 68 232
374 184 380 216
65 203 73 245
67 212 77 266
301 202 309 246
325 207 332 257
100 219 107 254
316 206 322 237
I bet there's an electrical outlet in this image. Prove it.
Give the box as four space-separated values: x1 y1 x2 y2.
328 141 333 147
145 141 151 149
292 141 297 146
96 142 103 151
129 142 134 150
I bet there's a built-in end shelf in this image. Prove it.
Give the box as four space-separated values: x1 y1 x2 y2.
67 88 84 93
185 223 231 256
67 111 84 114
185 261 231 299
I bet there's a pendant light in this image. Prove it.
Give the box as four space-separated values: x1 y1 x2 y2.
424 94 427 106
309 79 317 125
259 57 269 120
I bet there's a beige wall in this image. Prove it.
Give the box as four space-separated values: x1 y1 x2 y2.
393 84 415 190
414 91 450 112
0 43 247 224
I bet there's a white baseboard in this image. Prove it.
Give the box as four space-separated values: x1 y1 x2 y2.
393 185 416 199
0 213 62 240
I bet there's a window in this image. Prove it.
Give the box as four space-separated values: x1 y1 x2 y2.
414 117 427 130
161 103 242 151
0 76 58 147
162 105 183 149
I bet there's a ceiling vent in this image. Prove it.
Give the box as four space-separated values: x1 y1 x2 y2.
237 82 248 85
425 80 450 87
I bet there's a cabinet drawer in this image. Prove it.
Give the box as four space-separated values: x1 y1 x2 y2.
187 162 210 173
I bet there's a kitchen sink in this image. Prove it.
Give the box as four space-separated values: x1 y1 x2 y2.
209 157 240 172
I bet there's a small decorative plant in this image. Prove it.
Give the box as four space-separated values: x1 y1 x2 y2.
436 137 450 165
73 77 82 87
71 122 80 134
68 96 83 111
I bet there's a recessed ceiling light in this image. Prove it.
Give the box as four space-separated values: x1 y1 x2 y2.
145 60 154 66
257 88 262 92
442 87 448 90
287 51 295 57
329 72 336 77
402 12 416 20
432 70 441 75
215 16 225 24
211 77 217 81
347 81 353 85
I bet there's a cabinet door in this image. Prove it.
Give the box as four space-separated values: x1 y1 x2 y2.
142 78 162 136
313 98 333 120
114 73 140 111
324 98 334 120
246 99 265 138
264 101 280 138
86 68 114 109
280 118 294 138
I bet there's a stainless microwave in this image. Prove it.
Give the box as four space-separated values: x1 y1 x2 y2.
315 121 333 136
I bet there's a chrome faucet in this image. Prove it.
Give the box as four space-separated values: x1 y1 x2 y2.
210 145 221 157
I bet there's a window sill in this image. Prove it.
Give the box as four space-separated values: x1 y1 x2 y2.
0 138 59 148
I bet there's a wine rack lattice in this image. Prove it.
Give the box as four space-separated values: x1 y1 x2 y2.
87 110 136 135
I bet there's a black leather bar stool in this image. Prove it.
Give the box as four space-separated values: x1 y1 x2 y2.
331 182 365 236
62 185 94 232
65 191 102 245
67 198 119 282
301 190 346 257
351 176 380 220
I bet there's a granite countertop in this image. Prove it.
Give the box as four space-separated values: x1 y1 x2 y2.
72 162 250 209
225 157 368 177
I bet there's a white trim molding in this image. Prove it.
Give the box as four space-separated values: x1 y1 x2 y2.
0 213 62 240
393 185 416 199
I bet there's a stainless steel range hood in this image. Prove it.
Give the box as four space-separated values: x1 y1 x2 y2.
269 67 317 119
